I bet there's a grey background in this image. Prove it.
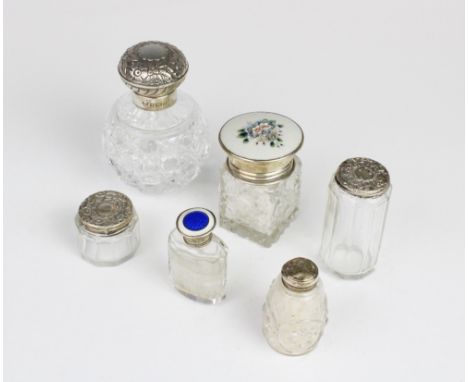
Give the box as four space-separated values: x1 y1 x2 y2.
4 0 464 381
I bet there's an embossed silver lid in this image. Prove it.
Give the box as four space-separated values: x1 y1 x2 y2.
118 41 188 110
335 157 390 198
281 257 319 292
78 191 134 235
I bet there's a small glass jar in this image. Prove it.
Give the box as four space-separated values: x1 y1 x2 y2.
320 157 391 278
168 207 228 304
103 41 209 193
218 112 304 247
75 190 140 266
263 257 327 356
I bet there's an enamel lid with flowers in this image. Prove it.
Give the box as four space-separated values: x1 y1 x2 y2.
219 112 304 161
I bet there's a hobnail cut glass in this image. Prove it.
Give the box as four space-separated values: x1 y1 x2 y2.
103 91 209 193
320 179 391 278
168 229 228 304
219 157 301 247
75 215 140 266
263 275 327 356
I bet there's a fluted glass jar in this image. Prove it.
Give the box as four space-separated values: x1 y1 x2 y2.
103 41 209 193
320 157 391 278
168 208 228 304
219 112 304 247
75 190 140 266
263 257 327 356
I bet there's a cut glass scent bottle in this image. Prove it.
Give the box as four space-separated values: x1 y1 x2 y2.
168 208 228 304
263 257 328 356
103 41 209 193
75 190 140 266
218 112 304 247
320 157 391 278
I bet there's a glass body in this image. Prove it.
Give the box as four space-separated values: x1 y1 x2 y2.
103 91 209 193
320 179 391 278
75 215 140 266
263 275 327 356
219 157 301 247
168 230 228 304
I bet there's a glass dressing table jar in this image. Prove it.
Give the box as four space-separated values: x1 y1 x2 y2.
320 157 391 278
75 190 140 266
103 41 209 193
218 112 304 247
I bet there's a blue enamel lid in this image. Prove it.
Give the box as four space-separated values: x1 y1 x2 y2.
176 208 216 238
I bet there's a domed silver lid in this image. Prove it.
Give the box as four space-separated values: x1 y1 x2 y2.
281 257 319 292
77 191 134 235
118 41 188 110
335 157 390 198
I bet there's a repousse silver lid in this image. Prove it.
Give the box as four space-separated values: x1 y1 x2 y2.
281 257 319 292
78 191 134 235
118 41 188 110
335 157 390 198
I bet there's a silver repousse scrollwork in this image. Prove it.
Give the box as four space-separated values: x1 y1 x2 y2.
118 41 188 99
78 190 134 235
335 157 390 198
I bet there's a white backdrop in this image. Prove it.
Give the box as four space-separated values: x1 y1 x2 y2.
4 0 464 381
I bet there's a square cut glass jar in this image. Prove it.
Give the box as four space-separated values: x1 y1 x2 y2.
320 178 391 278
168 229 228 304
219 157 301 247
75 215 140 266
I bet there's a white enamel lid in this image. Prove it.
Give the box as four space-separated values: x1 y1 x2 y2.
218 112 304 161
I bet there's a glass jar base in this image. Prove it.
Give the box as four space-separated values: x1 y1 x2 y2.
81 251 136 267
220 211 297 248
109 160 200 194
175 287 225 305
329 267 375 280
322 246 376 278
263 330 322 356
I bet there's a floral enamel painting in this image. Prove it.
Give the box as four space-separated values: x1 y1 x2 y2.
237 119 284 147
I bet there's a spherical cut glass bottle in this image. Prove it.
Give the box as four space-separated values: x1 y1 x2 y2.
75 190 140 266
218 112 304 247
263 257 328 356
168 207 228 304
103 41 209 193
320 157 392 278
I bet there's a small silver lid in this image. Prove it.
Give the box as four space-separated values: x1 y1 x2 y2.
281 257 319 292
335 157 390 198
78 191 134 235
176 207 216 247
118 41 188 110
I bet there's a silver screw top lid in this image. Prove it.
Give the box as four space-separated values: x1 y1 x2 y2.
335 157 390 198
78 191 134 235
281 257 319 292
118 41 188 99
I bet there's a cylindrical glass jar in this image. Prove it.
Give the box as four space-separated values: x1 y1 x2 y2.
263 257 328 356
103 41 209 193
218 112 304 247
320 157 391 278
75 190 140 266
168 208 228 304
